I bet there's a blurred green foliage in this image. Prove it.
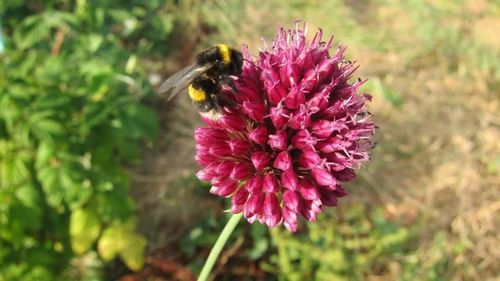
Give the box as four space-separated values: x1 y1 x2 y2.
262 206 412 281
0 0 172 279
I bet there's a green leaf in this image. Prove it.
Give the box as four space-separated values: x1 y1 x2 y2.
35 142 53 168
97 219 146 271
35 119 64 135
120 233 146 271
14 185 43 231
70 208 101 254
36 166 63 207
0 152 30 189
98 224 125 261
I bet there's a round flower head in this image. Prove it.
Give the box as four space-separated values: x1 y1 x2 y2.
195 23 376 232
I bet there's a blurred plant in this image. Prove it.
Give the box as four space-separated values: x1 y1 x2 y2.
181 207 270 272
0 21 4 53
0 0 175 279
262 205 412 281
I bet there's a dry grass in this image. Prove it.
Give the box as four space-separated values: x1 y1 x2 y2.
132 0 499 279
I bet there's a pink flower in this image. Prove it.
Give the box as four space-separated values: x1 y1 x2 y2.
194 23 376 231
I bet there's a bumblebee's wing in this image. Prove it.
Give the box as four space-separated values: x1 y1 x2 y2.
158 63 213 101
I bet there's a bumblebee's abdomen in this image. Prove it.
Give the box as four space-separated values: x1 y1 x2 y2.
188 84 206 102
188 76 221 113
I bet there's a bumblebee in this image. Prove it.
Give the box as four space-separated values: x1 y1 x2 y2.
158 44 243 119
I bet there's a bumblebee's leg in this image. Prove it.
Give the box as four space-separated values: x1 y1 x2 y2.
219 75 238 92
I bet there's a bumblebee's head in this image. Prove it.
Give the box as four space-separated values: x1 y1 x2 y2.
230 48 243 75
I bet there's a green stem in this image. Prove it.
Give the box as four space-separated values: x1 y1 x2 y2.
197 213 243 281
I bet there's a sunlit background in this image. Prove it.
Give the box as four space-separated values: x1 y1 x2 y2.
0 1 499 280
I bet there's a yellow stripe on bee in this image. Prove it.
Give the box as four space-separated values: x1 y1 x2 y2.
188 84 206 102
217 44 231 64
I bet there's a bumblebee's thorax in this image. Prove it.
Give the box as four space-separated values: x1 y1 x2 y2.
196 44 243 76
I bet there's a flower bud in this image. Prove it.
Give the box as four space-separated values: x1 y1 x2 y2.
298 147 322 169
195 152 218 165
289 107 311 129
211 179 238 197
216 161 235 177
196 167 214 181
300 199 323 222
262 173 279 193
249 126 269 145
209 142 232 157
244 175 263 193
262 70 287 105
281 169 299 191
232 187 249 206
227 139 251 155
251 151 270 171
231 162 251 180
237 83 262 102
299 179 320 200
195 128 228 143
311 167 337 186
291 129 316 149
268 130 288 150
283 207 298 232
270 106 289 129
282 190 300 212
244 192 264 217
325 152 349 171
263 193 282 227
333 184 348 197
273 151 292 171
333 168 356 182
317 137 352 153
311 120 335 138
279 61 300 90
307 86 331 111
243 101 266 121
318 186 338 206
284 86 306 109
263 192 280 216
222 114 246 131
